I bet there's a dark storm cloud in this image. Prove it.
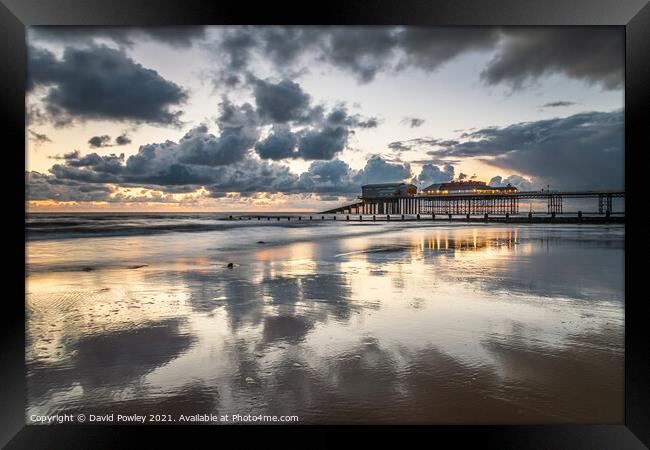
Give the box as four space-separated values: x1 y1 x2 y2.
401 117 425 128
88 135 111 148
319 27 399 83
28 130 52 145
245 82 375 161
355 155 412 185
26 171 115 202
417 163 455 185
541 101 578 108
394 27 499 71
482 28 623 91
388 137 459 153
204 27 622 91
48 150 80 160
297 126 349 160
427 109 624 190
176 118 259 166
254 125 298 160
252 78 311 123
489 175 534 191
32 110 410 199
88 134 132 148
115 134 132 145
28 26 207 48
206 27 499 84
326 107 378 129
28 44 187 126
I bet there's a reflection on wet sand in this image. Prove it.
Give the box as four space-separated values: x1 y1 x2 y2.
26 224 624 423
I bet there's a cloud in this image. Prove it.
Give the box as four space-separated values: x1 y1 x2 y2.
28 26 207 48
296 159 358 195
417 163 455 185
203 27 621 90
31 115 412 202
541 101 578 108
88 135 111 148
426 109 624 190
115 134 132 145
28 44 187 126
88 133 133 148
394 27 499 72
28 130 52 146
355 155 412 185
326 108 378 129
246 83 375 161
252 78 311 123
206 27 499 85
489 175 534 191
176 119 259 166
401 117 425 128
482 27 623 91
254 125 298 160
48 150 80 160
388 137 459 153
26 171 115 202
297 126 349 160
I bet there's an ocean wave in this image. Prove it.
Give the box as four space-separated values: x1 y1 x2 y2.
25 214 331 241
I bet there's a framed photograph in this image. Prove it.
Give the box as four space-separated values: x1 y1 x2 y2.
3 0 648 447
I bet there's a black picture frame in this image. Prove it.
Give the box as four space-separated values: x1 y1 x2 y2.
3 0 648 447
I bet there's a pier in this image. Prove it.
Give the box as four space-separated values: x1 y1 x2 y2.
223 182 624 224
320 190 625 219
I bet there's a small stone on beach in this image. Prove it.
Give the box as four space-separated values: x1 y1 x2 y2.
227 262 234 269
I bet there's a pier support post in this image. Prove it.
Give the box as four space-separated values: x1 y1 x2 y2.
448 214 452 221
373 215 376 221
333 216 336 220
346 215 349 221
387 215 391 221
578 211 582 222
417 214 420 220
551 212 556 219
484 213 488 222
401 214 405 220
466 213 470 221
505 213 509 222
229 215 233 220
359 215 362 221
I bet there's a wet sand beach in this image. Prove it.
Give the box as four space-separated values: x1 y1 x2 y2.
25 215 624 424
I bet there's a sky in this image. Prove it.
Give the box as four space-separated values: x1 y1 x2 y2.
25 26 624 212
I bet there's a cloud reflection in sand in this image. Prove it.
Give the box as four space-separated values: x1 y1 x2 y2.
26 223 623 422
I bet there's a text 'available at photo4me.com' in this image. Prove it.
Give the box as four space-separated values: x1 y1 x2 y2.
29 413 301 424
